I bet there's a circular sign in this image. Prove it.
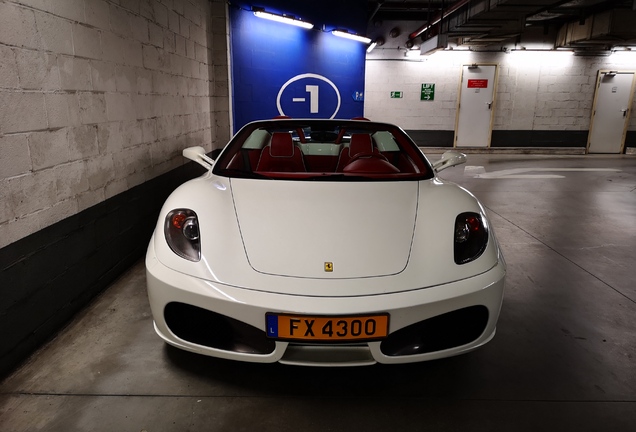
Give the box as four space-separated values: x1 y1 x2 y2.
276 73 341 119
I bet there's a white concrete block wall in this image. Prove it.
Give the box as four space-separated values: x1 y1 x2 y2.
0 0 230 248
364 55 462 131
365 50 636 134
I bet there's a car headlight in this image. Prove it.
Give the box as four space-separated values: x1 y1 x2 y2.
165 209 201 262
454 212 488 265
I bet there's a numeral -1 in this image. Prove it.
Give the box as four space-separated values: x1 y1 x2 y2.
306 85 319 113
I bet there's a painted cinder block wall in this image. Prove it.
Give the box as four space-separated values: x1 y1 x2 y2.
365 51 636 149
0 0 230 248
0 0 230 376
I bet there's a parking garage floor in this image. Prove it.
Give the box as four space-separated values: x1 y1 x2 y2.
1 154 635 431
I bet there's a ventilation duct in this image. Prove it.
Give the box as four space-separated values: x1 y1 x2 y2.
420 34 449 55
556 9 636 48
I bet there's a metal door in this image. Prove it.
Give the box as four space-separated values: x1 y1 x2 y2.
455 64 498 148
587 71 635 154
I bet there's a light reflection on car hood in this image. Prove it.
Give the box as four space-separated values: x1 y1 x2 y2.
230 179 419 279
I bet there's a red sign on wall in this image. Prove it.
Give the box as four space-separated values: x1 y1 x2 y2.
467 79 488 88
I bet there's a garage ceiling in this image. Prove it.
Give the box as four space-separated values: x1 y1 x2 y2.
366 0 636 52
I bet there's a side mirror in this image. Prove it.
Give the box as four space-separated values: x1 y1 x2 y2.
183 146 215 170
432 150 467 173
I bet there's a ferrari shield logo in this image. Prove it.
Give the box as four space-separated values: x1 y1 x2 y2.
324 262 333 272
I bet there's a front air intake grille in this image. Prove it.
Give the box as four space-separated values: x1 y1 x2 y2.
380 306 489 356
164 302 275 354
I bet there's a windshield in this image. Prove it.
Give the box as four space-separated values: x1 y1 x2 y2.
213 120 434 181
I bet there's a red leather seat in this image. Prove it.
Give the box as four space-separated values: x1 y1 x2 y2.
256 132 306 172
342 156 400 174
336 133 377 172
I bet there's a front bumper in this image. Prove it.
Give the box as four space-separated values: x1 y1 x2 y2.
146 241 505 366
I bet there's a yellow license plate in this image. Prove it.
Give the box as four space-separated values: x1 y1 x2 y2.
266 313 389 342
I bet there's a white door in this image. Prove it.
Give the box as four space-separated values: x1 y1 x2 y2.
588 71 635 154
455 65 497 148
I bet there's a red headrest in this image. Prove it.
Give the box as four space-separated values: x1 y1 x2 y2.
270 132 294 157
349 134 373 157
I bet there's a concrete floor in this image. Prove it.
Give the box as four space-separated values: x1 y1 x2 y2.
1 154 635 431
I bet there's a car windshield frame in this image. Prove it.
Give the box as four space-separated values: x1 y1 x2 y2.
212 119 435 181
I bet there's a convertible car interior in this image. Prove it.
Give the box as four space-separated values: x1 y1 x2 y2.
219 120 432 180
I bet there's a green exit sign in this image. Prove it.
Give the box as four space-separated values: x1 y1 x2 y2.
421 83 435 101
390 91 403 98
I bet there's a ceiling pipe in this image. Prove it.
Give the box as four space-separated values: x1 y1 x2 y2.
368 0 385 24
408 0 472 40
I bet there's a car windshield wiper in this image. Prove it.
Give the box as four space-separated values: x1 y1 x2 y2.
217 169 271 179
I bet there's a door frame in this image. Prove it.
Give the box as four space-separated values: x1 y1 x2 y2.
454 63 499 148
586 69 636 154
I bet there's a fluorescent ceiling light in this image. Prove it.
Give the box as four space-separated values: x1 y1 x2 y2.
367 37 385 53
404 49 424 61
611 49 635 55
508 50 574 67
332 30 372 44
253 10 314 29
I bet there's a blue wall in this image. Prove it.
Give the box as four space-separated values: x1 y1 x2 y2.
229 1 368 132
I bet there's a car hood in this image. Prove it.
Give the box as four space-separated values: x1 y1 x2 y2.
230 179 418 279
